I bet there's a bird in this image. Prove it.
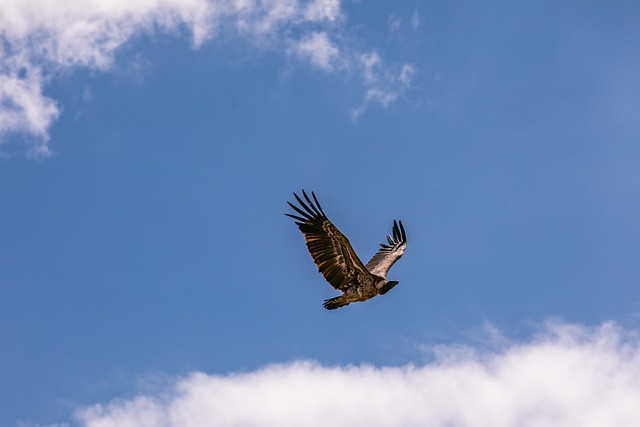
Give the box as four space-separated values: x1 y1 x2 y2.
286 190 407 310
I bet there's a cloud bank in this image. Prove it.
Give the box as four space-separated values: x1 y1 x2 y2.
0 0 414 156
65 321 640 427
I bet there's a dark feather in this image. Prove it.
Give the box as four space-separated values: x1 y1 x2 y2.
286 190 370 292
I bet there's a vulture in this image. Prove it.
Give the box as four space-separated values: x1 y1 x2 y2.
286 190 407 309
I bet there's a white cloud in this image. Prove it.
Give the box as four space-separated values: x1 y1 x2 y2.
0 68 59 157
0 0 412 157
388 15 402 36
303 0 340 22
0 0 216 157
411 7 420 30
290 31 339 71
351 60 415 120
64 321 640 427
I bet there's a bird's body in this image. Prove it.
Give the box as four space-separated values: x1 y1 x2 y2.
286 190 407 309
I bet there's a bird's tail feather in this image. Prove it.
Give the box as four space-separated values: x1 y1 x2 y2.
323 296 349 310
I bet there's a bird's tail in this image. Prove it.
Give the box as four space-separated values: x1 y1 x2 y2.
323 296 350 310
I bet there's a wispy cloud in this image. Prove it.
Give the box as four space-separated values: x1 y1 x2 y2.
351 56 415 120
290 31 339 71
54 321 640 427
0 0 413 157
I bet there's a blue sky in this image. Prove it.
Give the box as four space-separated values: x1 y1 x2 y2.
2 1 640 426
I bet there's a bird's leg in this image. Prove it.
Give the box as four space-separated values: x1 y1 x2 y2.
323 295 350 310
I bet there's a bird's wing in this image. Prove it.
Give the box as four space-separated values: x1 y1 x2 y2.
286 190 370 291
365 220 407 278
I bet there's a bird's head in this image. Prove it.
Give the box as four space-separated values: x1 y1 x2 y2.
378 280 399 295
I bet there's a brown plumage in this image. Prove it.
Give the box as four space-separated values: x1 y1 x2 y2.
286 190 407 309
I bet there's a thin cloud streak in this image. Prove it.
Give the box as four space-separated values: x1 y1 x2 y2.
351 59 415 120
0 0 413 156
68 321 640 427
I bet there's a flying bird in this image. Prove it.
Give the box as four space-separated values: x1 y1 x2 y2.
286 190 407 309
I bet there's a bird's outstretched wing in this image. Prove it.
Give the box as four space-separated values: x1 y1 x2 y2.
365 220 407 278
286 190 370 291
